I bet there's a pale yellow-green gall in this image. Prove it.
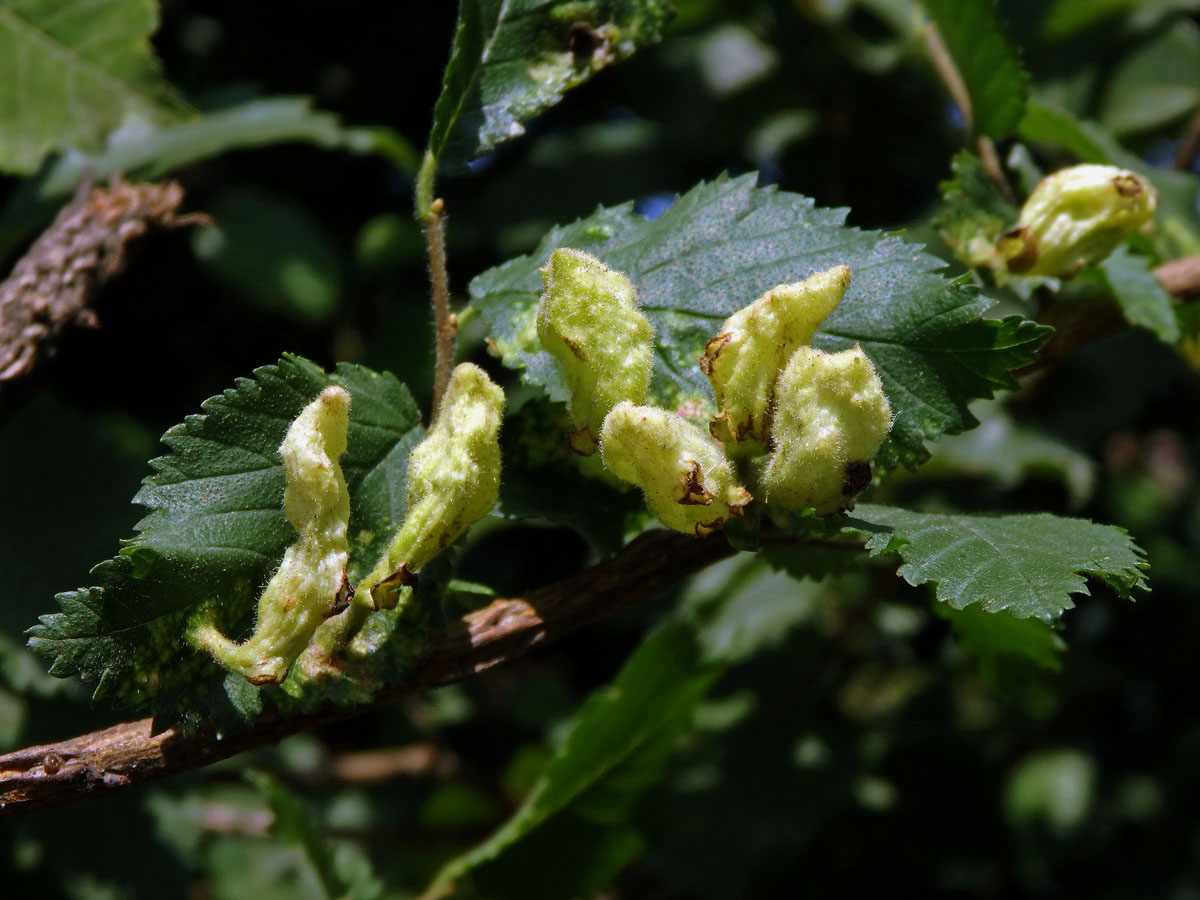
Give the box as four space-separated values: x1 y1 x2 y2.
189 386 352 685
536 248 654 455
764 345 892 516
360 363 504 610
600 401 752 536
701 265 850 456
999 164 1156 278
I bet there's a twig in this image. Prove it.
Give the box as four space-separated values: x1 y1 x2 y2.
1018 255 1200 375
1173 103 1200 172
0 175 207 397
0 529 734 818
415 150 457 420
425 198 456 418
920 23 1014 203
1154 255 1200 298
976 136 1016 204
921 23 972 132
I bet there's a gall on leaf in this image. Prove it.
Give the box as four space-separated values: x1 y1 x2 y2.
359 363 504 610
701 265 850 456
536 248 654 454
998 164 1156 278
765 345 892 516
600 401 751 536
188 386 352 685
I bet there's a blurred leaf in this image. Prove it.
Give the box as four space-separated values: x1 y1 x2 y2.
0 96 412 260
428 0 672 170
426 617 721 897
1040 0 1137 37
0 0 184 174
355 213 425 274
248 771 382 900
938 603 1065 676
427 553 817 898
926 404 1097 507
1042 0 1200 40
850 504 1148 619
418 782 505 831
193 186 344 324
0 683 25 750
1005 748 1097 833
694 23 777 97
1100 247 1181 343
921 0 1029 138
1100 20 1200 137
27 356 423 722
471 173 1049 471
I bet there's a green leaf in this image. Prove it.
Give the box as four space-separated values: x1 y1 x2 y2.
1100 19 1200 136
471 173 1050 470
248 771 382 900
191 186 345 325
849 504 1148 620
426 618 721 895
498 395 643 552
0 0 184 174
936 150 1019 270
937 604 1064 676
0 96 414 261
926 403 1097 508
426 553 821 897
921 0 1030 138
427 0 671 171
27 355 423 719
1100 247 1181 343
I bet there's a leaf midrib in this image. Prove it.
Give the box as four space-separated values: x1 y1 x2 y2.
0 6 166 117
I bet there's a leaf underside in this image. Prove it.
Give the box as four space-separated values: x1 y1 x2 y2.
0 0 183 174
470 173 1050 471
429 0 671 171
849 504 1148 620
27 355 423 719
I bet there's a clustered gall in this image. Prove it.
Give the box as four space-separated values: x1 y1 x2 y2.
537 250 893 535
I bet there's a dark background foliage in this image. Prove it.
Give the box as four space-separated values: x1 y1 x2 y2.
2 1 1200 897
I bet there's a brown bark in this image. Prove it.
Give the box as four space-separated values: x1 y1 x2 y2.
0 175 206 394
0 528 734 818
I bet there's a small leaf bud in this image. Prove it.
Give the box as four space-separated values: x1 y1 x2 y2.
764 345 892 516
190 386 352 685
361 363 505 609
701 266 850 456
999 164 1156 278
600 401 752 536
536 248 654 454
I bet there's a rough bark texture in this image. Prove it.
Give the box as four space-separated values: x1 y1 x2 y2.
0 176 205 392
0 528 733 818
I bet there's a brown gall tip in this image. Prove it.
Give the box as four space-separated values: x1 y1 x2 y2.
1113 175 1143 197
679 459 715 505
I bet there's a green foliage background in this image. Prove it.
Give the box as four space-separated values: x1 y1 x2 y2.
2 1 1200 898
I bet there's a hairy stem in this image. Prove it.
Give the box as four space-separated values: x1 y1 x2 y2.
0 529 734 818
416 151 457 419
